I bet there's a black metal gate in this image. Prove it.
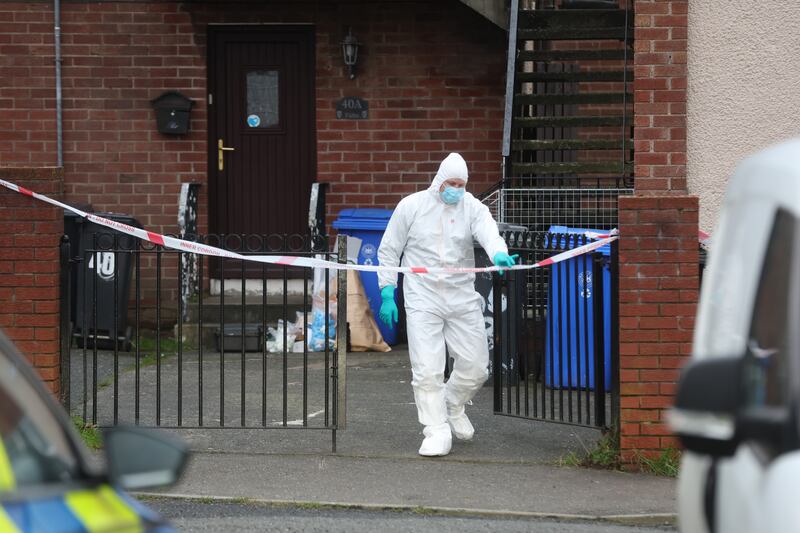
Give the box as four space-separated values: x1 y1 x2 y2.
59 231 347 451
491 229 619 430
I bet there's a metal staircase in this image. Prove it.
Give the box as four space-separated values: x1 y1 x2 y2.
502 0 634 189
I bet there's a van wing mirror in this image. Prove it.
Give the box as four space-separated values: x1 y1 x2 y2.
669 358 742 457
103 426 189 490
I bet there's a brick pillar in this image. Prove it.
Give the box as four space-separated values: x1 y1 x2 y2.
0 168 64 394
632 0 687 194
618 195 698 461
617 0 698 464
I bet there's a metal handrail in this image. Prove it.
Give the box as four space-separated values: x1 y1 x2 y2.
619 1 631 183
501 0 520 165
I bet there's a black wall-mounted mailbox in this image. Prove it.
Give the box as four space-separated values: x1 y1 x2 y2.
151 91 194 135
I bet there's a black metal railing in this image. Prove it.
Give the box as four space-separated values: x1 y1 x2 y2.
491 230 619 430
59 232 347 452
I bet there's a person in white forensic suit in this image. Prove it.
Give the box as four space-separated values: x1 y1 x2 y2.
377 153 518 457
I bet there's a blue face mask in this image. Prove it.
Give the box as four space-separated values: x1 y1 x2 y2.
440 186 465 204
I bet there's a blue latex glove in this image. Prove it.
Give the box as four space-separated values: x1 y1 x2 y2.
493 252 520 275
379 285 398 328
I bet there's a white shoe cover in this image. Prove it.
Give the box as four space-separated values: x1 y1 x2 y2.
447 405 474 441
418 423 452 456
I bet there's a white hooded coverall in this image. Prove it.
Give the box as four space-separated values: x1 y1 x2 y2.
377 153 509 433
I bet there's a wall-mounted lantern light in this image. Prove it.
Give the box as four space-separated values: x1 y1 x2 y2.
341 28 360 80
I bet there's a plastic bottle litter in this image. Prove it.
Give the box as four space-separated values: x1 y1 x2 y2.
265 319 297 353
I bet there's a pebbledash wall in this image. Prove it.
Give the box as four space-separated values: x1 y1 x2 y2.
687 0 800 234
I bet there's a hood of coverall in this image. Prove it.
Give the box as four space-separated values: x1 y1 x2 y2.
429 153 469 195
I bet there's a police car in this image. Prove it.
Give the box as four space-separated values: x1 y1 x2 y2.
0 330 187 532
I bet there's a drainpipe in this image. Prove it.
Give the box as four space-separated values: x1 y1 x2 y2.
54 0 63 167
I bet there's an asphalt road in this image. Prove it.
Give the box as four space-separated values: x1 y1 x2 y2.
145 497 677 533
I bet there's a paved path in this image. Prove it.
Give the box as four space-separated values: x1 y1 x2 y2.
90 348 679 523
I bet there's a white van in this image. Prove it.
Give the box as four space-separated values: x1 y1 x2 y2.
670 138 800 533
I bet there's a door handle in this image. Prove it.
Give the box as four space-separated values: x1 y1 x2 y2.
218 139 235 171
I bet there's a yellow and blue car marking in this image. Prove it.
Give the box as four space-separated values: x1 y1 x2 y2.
0 484 174 533
0 435 173 533
0 443 13 494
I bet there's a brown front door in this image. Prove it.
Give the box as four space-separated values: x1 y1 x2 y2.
208 25 316 244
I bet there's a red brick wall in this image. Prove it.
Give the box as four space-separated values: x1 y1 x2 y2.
0 2 208 222
0 1 506 227
0 2 207 309
311 2 506 221
632 0 687 193
0 167 64 394
0 1 506 311
619 0 696 463
618 195 697 461
0 7 58 167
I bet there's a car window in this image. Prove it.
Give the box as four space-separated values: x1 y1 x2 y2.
742 209 794 411
0 349 79 492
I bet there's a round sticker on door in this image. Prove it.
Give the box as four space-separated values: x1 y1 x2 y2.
361 243 377 259
247 114 261 128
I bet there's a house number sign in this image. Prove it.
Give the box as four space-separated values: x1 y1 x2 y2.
336 96 368 119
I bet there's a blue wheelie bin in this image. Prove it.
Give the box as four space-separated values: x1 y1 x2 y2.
332 208 398 345
544 226 611 391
